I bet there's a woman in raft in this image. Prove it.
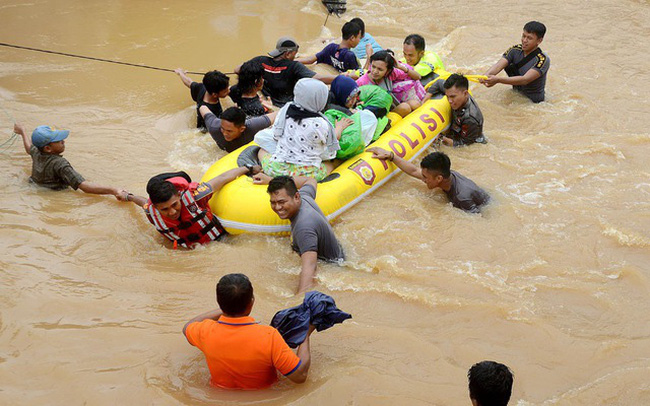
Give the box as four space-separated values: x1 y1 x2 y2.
255 78 353 181
348 50 426 117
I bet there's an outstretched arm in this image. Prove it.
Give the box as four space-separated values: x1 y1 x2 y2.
174 68 193 88
483 68 541 87
367 147 424 181
206 166 259 192
313 73 337 85
296 55 318 65
13 123 31 155
481 58 509 87
78 181 124 199
297 251 318 294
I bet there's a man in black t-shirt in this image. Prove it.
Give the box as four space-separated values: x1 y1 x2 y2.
241 37 337 107
175 69 230 129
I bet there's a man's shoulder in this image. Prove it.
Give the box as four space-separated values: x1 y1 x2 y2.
504 43 523 54
535 51 550 69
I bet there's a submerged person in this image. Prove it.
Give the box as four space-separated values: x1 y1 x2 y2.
424 74 486 146
183 273 315 389
350 50 426 117
468 361 514 406
244 37 336 107
174 69 230 129
229 59 272 117
349 17 382 60
297 21 362 72
256 78 352 181
481 21 550 103
367 148 490 213
263 176 345 293
400 34 445 86
199 105 277 152
13 123 124 199
120 166 260 248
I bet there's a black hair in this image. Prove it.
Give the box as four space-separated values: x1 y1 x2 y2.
420 151 451 178
369 50 396 76
404 34 426 52
237 60 264 94
468 361 514 406
443 73 469 91
349 17 365 36
146 178 179 204
523 21 546 38
203 70 230 94
342 21 362 40
267 175 298 196
220 107 246 127
216 273 254 315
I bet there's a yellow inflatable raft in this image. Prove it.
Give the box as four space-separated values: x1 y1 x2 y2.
201 78 452 235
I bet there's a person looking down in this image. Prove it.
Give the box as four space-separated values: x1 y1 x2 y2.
183 273 315 389
229 60 273 117
400 34 445 86
199 105 277 153
468 361 514 406
297 21 362 72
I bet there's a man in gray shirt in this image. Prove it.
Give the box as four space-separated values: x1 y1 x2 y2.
481 21 550 103
266 176 344 293
368 148 489 213
199 106 277 152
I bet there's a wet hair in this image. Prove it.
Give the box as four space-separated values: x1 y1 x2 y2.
146 178 178 204
369 50 396 77
523 21 546 38
220 107 246 127
403 34 426 52
443 73 469 91
342 21 362 40
420 151 451 178
216 273 254 315
267 175 298 196
237 60 264 94
202 70 230 94
468 361 514 406
349 17 365 36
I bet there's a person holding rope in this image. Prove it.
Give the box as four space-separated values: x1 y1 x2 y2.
13 123 125 199
174 69 231 130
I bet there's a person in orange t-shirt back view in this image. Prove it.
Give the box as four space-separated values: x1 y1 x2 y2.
183 273 315 389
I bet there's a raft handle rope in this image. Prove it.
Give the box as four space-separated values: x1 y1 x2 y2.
0 42 236 76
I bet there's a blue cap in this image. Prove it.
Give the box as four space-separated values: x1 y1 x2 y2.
31 125 69 148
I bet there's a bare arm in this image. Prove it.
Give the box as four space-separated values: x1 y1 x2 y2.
120 192 148 207
13 123 31 154
485 68 541 87
286 325 316 383
174 68 193 88
297 251 318 293
334 117 354 140
313 73 337 85
398 62 421 80
291 176 318 190
367 147 424 181
182 309 222 338
485 57 509 76
78 181 122 198
296 55 318 65
205 166 250 192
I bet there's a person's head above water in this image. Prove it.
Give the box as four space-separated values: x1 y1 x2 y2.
443 73 470 110
341 21 362 47
267 176 301 220
349 17 365 37
521 21 546 54
269 37 300 60
293 78 330 113
220 107 247 140
237 60 264 94
31 125 69 154
330 75 360 109
146 176 182 220
403 34 426 66
203 70 230 98
419 151 451 190
216 273 255 317
368 50 397 82
468 361 514 406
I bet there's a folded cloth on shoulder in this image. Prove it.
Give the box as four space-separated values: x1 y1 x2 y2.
270 291 352 348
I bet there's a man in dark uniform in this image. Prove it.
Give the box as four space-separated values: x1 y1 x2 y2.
481 21 550 103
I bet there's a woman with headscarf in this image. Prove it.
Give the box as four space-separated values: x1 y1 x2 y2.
257 78 352 180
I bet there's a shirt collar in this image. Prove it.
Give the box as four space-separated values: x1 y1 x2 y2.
217 315 259 326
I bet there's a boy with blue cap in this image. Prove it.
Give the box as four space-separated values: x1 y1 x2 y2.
13 123 124 198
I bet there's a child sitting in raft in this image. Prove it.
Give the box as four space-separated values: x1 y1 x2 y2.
348 50 426 117
229 60 273 117
255 78 353 182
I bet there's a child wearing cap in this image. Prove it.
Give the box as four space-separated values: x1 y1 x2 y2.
13 123 124 199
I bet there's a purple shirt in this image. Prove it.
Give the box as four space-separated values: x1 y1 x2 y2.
316 44 359 72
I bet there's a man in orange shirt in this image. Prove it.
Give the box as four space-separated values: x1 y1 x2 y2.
183 273 315 389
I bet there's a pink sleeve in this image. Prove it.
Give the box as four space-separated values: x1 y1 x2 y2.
356 73 371 86
389 68 410 82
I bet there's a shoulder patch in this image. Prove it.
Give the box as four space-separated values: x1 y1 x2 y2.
535 53 547 69
505 43 523 54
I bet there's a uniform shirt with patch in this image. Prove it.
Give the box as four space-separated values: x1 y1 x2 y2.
271 117 335 167
503 44 551 103
28 146 85 190
290 184 344 262
204 112 271 152
250 56 316 107
445 171 490 213
315 43 359 72
190 82 223 129
427 82 485 146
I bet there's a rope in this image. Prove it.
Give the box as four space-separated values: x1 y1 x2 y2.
0 102 17 154
0 42 236 76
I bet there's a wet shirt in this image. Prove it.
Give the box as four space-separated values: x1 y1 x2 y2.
445 171 490 213
316 43 359 72
250 56 316 107
185 316 301 390
28 146 85 190
450 94 485 146
204 112 271 152
190 82 223 129
291 184 344 261
503 44 551 103
229 84 266 117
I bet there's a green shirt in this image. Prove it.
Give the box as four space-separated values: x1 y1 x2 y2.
29 146 85 190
